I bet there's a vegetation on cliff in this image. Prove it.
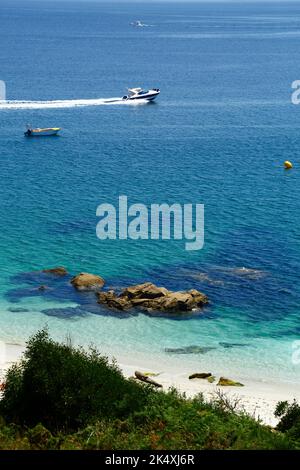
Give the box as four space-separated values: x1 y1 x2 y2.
0 330 298 450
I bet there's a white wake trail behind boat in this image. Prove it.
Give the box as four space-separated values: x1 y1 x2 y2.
0 97 149 110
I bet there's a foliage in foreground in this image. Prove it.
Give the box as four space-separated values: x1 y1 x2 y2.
275 400 300 440
0 329 297 450
0 329 148 431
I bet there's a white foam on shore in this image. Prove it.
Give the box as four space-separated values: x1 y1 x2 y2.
0 98 149 110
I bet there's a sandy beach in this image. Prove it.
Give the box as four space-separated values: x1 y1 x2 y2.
119 364 300 428
1 340 299 428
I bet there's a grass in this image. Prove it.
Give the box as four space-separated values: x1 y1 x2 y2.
0 329 298 450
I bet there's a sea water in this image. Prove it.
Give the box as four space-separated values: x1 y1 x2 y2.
0 0 300 385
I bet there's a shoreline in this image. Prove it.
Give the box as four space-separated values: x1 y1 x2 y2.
119 363 300 428
1 341 300 427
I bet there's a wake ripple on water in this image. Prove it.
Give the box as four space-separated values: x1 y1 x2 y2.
0 97 149 110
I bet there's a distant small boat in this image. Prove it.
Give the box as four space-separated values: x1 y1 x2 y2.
24 127 61 137
130 20 148 28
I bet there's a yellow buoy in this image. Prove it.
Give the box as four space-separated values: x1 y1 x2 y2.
284 161 293 169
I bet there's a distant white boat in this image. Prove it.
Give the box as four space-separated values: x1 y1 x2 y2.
24 127 61 137
122 87 160 102
130 20 148 28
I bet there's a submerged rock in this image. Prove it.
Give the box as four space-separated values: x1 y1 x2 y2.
71 272 105 291
190 272 225 286
97 282 208 313
217 377 244 387
219 342 250 349
41 306 89 318
216 266 266 280
42 267 68 276
7 307 29 313
165 345 215 354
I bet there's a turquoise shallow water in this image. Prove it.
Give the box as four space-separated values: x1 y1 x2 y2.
0 0 300 384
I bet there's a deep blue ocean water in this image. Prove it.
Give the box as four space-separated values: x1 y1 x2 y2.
0 0 300 383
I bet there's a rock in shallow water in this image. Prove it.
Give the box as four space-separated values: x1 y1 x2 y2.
38 285 48 291
7 307 29 313
41 306 88 318
42 267 68 276
71 272 105 291
97 282 208 313
219 342 250 349
165 345 215 354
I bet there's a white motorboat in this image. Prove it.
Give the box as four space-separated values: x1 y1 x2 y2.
24 127 61 137
122 88 160 102
131 20 146 27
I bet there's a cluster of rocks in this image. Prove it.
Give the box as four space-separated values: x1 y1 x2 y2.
97 282 208 312
133 371 244 388
26 268 245 389
189 373 244 387
37 268 208 314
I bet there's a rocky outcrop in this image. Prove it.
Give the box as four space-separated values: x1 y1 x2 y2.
97 282 208 313
217 377 244 387
71 272 105 291
97 290 132 310
123 283 169 300
42 267 68 276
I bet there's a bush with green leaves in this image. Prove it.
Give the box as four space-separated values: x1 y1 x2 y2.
0 329 149 431
0 329 298 449
275 400 300 439
0 389 294 450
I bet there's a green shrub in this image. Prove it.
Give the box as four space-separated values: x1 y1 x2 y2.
275 400 300 439
0 329 297 450
0 329 149 431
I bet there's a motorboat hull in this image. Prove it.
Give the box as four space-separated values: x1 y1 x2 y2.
24 128 60 137
127 94 158 101
123 88 160 102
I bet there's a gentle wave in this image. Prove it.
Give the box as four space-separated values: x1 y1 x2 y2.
0 97 149 110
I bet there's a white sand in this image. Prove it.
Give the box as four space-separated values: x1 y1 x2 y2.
0 341 25 380
120 363 300 427
1 340 299 427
